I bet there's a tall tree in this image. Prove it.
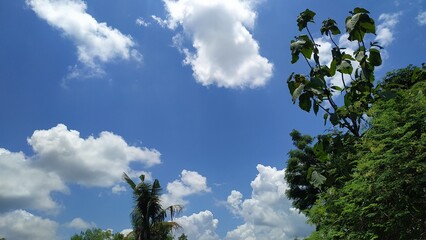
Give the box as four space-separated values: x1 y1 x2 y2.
123 173 182 240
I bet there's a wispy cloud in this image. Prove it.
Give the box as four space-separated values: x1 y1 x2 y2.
162 0 273 88
417 11 426 26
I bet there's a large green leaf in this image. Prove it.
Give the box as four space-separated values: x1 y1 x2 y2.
369 48 382 66
337 60 353 74
297 9 316 31
321 18 341 36
299 93 312 112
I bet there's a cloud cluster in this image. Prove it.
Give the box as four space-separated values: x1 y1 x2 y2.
28 124 161 187
162 0 273 88
225 165 313 240
174 211 220 240
0 210 58 240
26 0 141 78
161 170 211 207
0 124 160 214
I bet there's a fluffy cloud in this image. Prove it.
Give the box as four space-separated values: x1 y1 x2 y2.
1 124 160 213
67 217 96 230
416 11 426 26
28 124 161 187
162 170 211 207
162 0 273 88
0 210 58 240
26 0 141 77
225 165 313 240
174 211 220 240
0 149 67 213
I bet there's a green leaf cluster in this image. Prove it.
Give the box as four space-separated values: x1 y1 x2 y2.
288 8 385 137
70 228 125 240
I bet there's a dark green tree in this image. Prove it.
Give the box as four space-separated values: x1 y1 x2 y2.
285 130 320 212
70 228 124 240
123 173 182 240
178 233 188 240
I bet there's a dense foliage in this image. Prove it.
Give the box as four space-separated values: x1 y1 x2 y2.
285 7 426 240
70 228 125 240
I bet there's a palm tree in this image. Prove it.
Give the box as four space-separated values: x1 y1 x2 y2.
123 173 182 240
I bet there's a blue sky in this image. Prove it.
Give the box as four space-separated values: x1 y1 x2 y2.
0 0 425 239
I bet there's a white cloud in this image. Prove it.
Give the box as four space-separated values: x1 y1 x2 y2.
163 0 273 88
0 210 58 240
112 185 127 194
225 165 313 240
417 11 426 25
26 0 141 77
152 15 168 28
174 211 220 240
162 170 211 207
376 12 401 47
0 148 67 213
28 124 161 187
136 17 150 27
67 217 96 230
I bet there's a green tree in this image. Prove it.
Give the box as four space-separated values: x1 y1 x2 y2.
70 228 124 240
285 130 320 212
178 233 188 240
123 173 182 240
285 7 426 240
307 76 426 239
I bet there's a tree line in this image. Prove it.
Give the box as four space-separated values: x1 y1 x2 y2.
285 7 425 240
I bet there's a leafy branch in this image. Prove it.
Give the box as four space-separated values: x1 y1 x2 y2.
288 8 382 137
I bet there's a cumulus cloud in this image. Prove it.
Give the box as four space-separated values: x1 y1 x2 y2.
417 11 426 26
67 217 96 230
28 124 161 187
162 170 211 207
26 0 141 78
225 165 313 240
0 210 58 240
0 149 67 213
174 211 220 240
136 17 150 27
162 0 273 88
